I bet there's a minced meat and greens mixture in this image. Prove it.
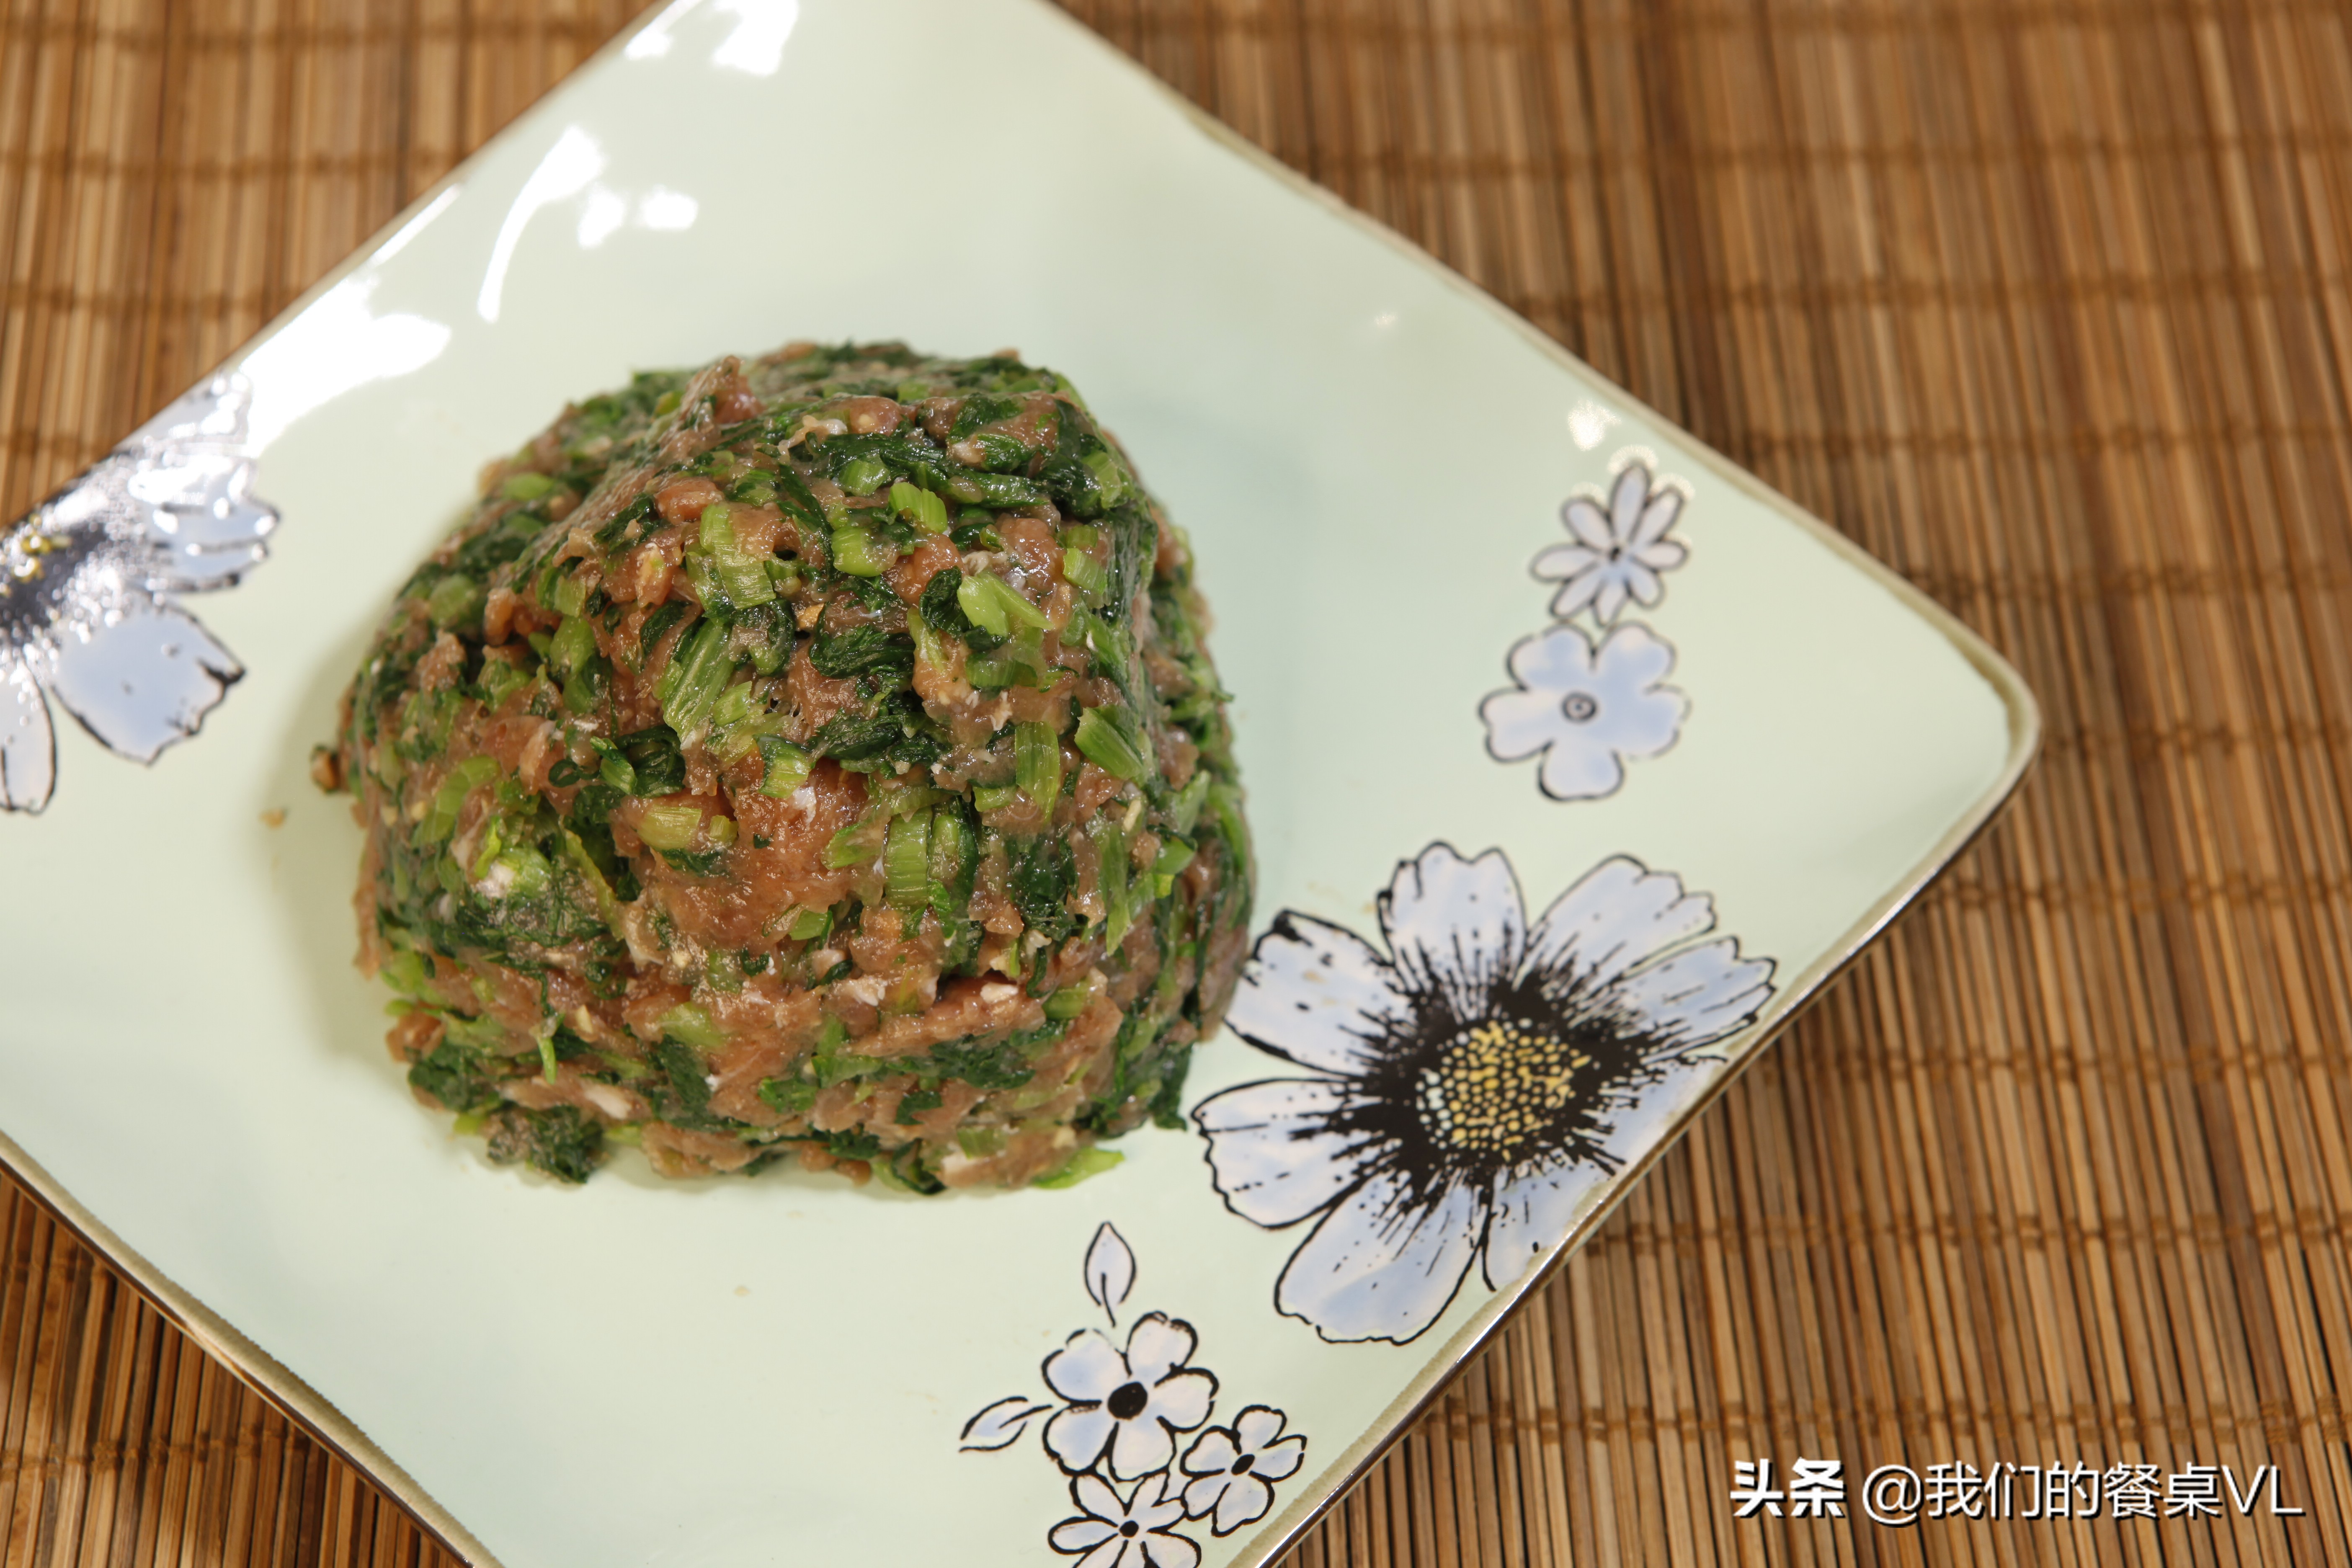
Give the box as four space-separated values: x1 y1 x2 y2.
321 342 1250 1191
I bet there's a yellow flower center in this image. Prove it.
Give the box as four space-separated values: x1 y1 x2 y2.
1414 1017 1592 1160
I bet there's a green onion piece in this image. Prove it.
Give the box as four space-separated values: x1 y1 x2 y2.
758 737 815 798
660 619 734 739
1043 985 1093 1022
708 816 738 847
966 647 1018 689
719 552 776 607
954 1126 1006 1158
548 570 588 619
712 681 756 729
985 574 1050 629
890 480 949 534
1153 837 1197 896
826 816 881 869
469 820 505 879
760 1077 819 1115
838 455 890 495
657 1002 726 1052
637 802 704 851
418 756 499 843
1081 449 1132 508
1092 821 1130 949
1014 722 1063 805
548 616 596 678
928 809 974 917
1166 772 1212 837
1210 781 1251 869
1060 525 1101 551
1062 546 1109 598
787 906 832 942
560 828 623 929
972 783 1020 814
699 502 736 551
426 574 482 629
560 666 602 716
1010 623 1049 680
955 573 1011 637
539 1034 560 1083
502 472 556 501
1073 706 1153 782
884 810 934 911
909 617 947 673
597 747 638 794
1035 1146 1123 1189
830 523 897 577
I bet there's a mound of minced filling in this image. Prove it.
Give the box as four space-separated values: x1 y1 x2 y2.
321 342 1250 1189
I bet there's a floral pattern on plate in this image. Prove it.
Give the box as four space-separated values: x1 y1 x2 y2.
1194 843 1775 1345
1483 452 1693 803
965 1224 1310 1555
0 375 276 812
1534 457 1690 625
1480 622 1687 800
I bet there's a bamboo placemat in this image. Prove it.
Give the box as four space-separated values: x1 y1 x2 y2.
4 0 2350 1562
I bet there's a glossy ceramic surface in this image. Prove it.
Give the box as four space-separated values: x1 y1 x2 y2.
0 2 2034 1563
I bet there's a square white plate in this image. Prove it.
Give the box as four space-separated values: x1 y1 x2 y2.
0 2 2034 1563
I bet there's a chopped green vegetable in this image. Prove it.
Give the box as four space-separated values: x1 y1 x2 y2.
1015 722 1063 806
1073 706 1153 782
890 480 949 534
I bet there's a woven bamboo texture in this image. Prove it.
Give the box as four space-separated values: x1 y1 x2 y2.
5 0 2351 1563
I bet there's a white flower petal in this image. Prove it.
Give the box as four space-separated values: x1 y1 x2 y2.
1052 1519 1119 1552
1252 1436 1308 1483
1124 1313 1197 1385
1046 1405 1117 1474
1525 857 1717 995
1481 1160 1601 1291
0 650 57 813
1225 913 1416 1076
1132 1472 1188 1530
1560 496 1613 551
45 598 241 764
1630 485 1683 548
1076 1540 1135 1568
1603 938 1776 1052
1109 1407 1179 1480
1212 1474 1275 1535
1182 1428 1239 1476
1545 570 1604 620
1195 1077 1385 1228
1534 734 1628 801
1623 560 1665 607
1530 542 1599 580
1635 539 1688 572
1608 464 1650 540
959 1395 1048 1450
1149 1368 1217 1434
1480 686 1571 765
1591 622 1677 691
1591 573 1630 625
1072 1473 1124 1521
1504 623 1598 693
1377 844 1527 1020
1276 1167 1486 1344
1140 1529 1200 1568
1044 1329 1129 1402
1183 1473 1230 1521
1233 1406 1287 1453
1604 687 1685 762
